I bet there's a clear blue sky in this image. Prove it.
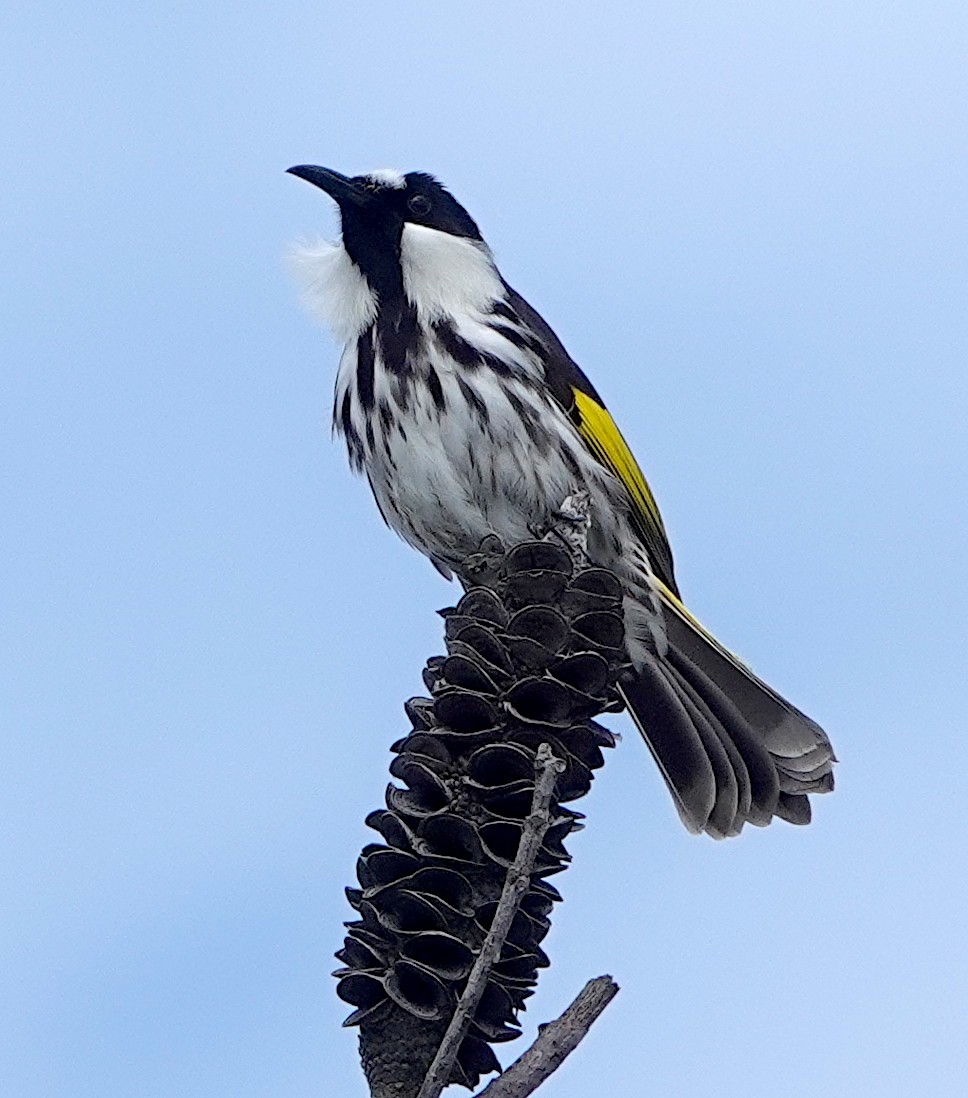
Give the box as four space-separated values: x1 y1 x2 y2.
4 3 967 1095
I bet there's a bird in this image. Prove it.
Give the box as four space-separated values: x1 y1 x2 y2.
287 164 835 839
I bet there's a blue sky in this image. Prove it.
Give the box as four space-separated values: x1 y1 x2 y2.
3 3 967 1095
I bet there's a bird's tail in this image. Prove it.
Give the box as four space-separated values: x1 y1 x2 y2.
620 584 835 838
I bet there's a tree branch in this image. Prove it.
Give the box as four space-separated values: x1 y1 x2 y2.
474 976 619 1098
415 743 566 1098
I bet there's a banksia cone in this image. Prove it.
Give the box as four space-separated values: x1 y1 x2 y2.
334 538 626 1096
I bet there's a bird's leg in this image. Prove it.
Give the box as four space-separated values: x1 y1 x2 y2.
542 490 591 567
454 533 506 590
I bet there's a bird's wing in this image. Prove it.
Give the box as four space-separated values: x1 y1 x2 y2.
568 387 677 591
503 285 679 593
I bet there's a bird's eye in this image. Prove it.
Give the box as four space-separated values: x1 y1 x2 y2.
408 194 432 216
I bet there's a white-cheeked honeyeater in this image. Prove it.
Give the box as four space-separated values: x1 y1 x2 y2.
288 165 835 839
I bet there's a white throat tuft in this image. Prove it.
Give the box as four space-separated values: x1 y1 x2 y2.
400 223 502 322
289 238 377 342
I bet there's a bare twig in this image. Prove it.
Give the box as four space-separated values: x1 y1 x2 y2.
474 975 619 1098
415 743 566 1098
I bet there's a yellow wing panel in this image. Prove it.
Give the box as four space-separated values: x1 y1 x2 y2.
572 388 677 590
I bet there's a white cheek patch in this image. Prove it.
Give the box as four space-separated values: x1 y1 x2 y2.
400 223 503 323
289 238 377 342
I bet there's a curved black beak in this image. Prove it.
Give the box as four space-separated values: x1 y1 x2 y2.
286 165 370 209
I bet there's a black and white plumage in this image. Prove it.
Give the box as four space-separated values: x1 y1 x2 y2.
289 164 835 838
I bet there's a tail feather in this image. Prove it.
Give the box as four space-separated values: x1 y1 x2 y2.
620 656 717 833
776 792 812 826
661 661 740 838
665 642 781 826
622 587 835 838
662 660 751 835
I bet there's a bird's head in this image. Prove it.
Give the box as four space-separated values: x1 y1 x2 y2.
288 166 502 338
